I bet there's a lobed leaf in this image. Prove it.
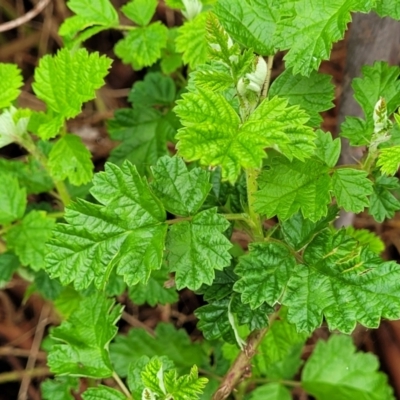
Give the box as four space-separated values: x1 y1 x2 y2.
41 376 79 400
0 63 23 109
377 145 400 175
369 175 400 222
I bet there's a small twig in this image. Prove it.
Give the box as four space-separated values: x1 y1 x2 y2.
0 367 51 384
121 312 155 336
0 0 52 33
112 371 132 399
0 347 47 360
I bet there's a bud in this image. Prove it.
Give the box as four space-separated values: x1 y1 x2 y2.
245 56 268 94
182 0 202 20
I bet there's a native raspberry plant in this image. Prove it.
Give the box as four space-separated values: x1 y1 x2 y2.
2 0 400 399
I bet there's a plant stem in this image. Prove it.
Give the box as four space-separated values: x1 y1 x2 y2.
245 168 263 241
115 25 136 31
0 367 51 383
54 181 71 207
113 371 132 399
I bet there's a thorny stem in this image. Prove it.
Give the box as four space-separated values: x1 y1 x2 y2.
113 371 132 399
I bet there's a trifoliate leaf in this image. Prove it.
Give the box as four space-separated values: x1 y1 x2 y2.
339 116 372 146
269 69 334 127
110 323 207 377
374 0 400 19
48 293 123 378
0 173 26 224
45 161 167 290
82 386 126 400
255 155 331 222
313 130 341 167
249 383 292 400
0 106 30 148
176 13 209 68
121 0 157 26
234 242 297 309
41 376 79 400
345 227 385 255
331 169 373 213
0 252 19 285
151 156 211 216
352 62 400 119
283 229 400 333
114 22 168 70
128 265 178 306
377 145 400 175
6 211 55 271
369 175 400 222
0 63 23 109
214 0 280 55
33 48 111 120
175 90 313 183
302 335 395 400
275 0 374 76
48 134 93 186
166 208 231 290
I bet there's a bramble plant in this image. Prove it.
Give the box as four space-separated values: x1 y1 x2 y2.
2 0 400 399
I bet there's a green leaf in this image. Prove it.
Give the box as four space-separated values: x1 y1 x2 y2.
255 155 331 222
269 69 334 127
41 376 79 400
114 22 168 70
374 0 400 19
234 242 297 309
33 270 63 300
33 48 111 120
0 252 19 285
249 383 292 400
339 116 372 146
110 323 206 377
175 90 313 183
65 0 118 27
161 28 183 74
122 0 157 26
0 63 23 109
331 169 373 213
214 0 280 55
369 175 400 222
0 106 30 148
176 13 209 68
313 130 341 167
345 227 385 255
128 265 178 306
0 172 26 224
302 335 395 400
48 134 93 186
151 156 211 216
6 211 55 271
48 293 123 378
377 145 400 175
283 230 400 333
45 161 167 290
275 0 374 76
82 386 126 400
127 357 149 398
166 208 231 290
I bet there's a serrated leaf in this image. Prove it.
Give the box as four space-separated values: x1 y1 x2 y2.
166 208 231 290
369 175 400 222
122 0 157 26
332 169 373 213
234 242 297 309
283 230 400 333
374 0 400 19
0 106 30 148
65 0 118 27
377 145 400 175
0 63 23 109
176 13 209 68
41 376 79 400
214 0 280 55
302 335 395 400
269 69 334 127
110 323 206 378
313 129 341 167
255 155 331 222
45 161 167 290
33 270 63 300
161 28 183 74
275 0 374 76
82 386 126 400
127 357 149 398
151 156 211 216
48 134 93 186
33 48 111 120
339 116 372 146
48 293 123 378
249 383 292 400
115 22 168 70
345 227 385 255
0 252 19 285
0 172 26 224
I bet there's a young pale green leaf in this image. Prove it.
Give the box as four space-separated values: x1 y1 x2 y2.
377 145 400 175
0 173 26 225
45 161 167 290
249 383 292 400
346 227 385 255
6 211 55 271
339 116 372 146
214 0 280 55
283 230 400 334
48 134 93 186
41 376 79 400
269 69 334 127
82 386 127 400
313 130 341 167
151 156 211 216
0 63 23 109
369 175 400 222
0 252 19 285
275 0 374 76
141 357 166 397
352 62 400 119
65 0 118 27
176 12 209 68
33 48 111 119
48 293 123 378
234 242 297 309
166 208 232 290
0 107 30 149
302 335 395 400
114 22 168 70
331 169 373 213
121 0 157 26
374 0 400 19
254 155 331 222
